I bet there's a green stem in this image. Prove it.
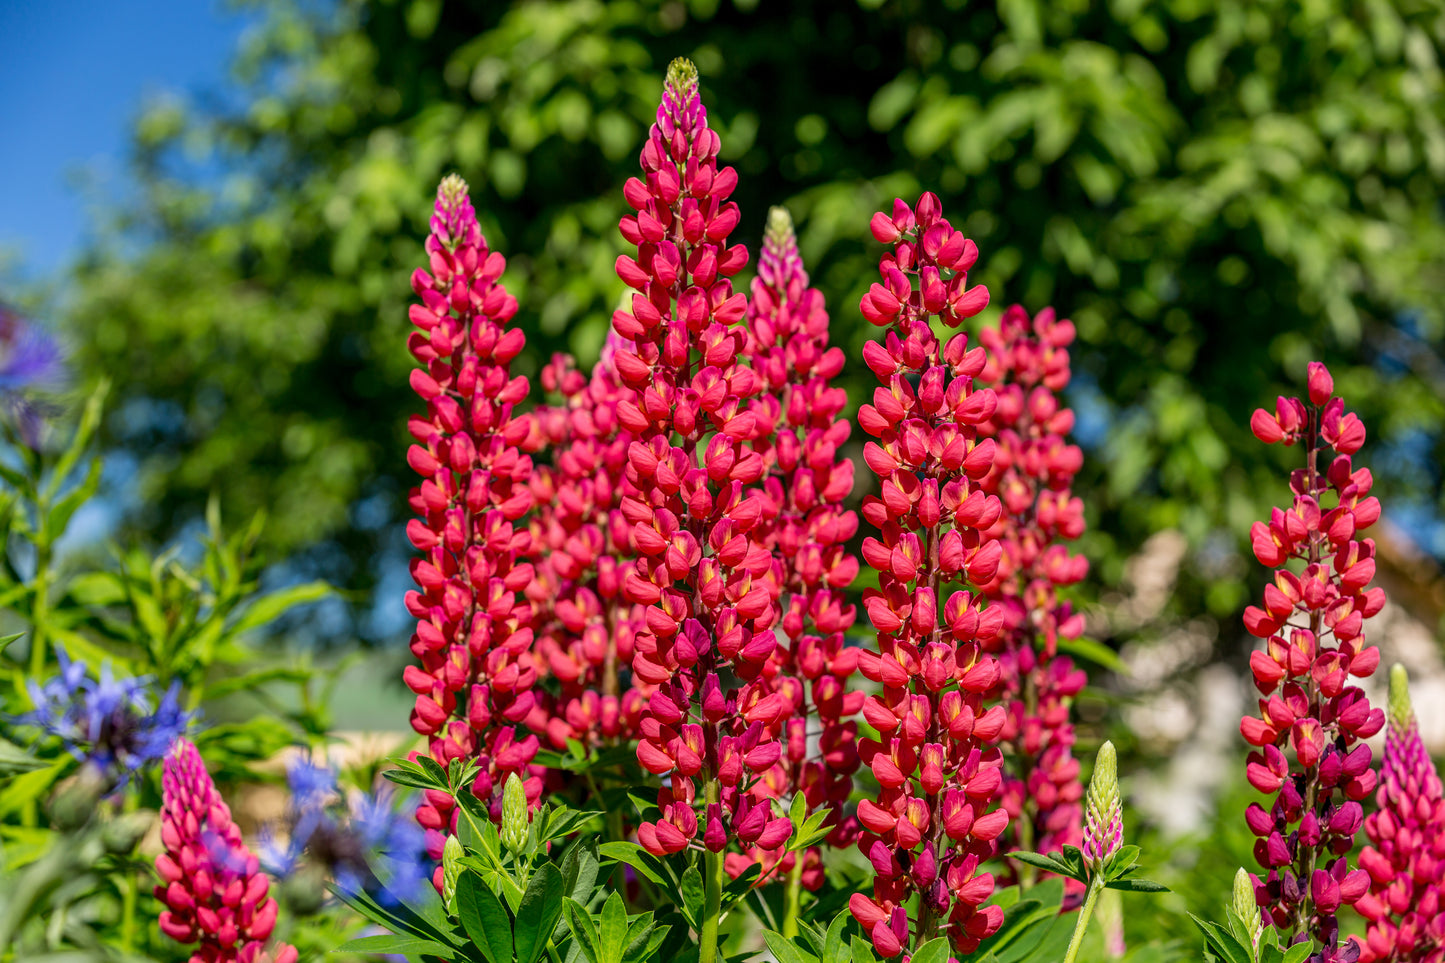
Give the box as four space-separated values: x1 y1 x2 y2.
781 853 804 939
27 541 50 680
120 869 137 954
699 782 725 963
1062 876 1105 963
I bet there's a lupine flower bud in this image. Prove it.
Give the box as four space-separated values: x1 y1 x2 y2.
501 772 529 854
975 305 1089 874
1081 741 1122 872
1234 868 1264 960
1240 363 1384 957
404 175 542 888
1352 664 1445 963
155 739 298 963
851 192 1007 957
442 833 464 913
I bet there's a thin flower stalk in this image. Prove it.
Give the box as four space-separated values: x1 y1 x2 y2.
1242 362 1384 959
402 175 542 887
155 738 298 963
849 191 1008 958
975 304 1089 865
1353 664 1445 963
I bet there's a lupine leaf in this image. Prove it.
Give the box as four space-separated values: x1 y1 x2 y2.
679 864 704 928
337 934 458 958
514 862 566 963
911 939 951 963
763 930 820 963
598 841 668 886
456 872 512 963
566 898 602 963
1105 878 1169 892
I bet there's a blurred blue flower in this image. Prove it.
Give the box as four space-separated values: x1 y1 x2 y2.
15 646 195 789
262 764 430 908
0 305 65 448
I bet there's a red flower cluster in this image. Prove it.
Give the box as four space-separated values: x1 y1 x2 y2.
402 176 543 886
849 193 1009 957
1241 362 1385 956
609 58 791 857
723 206 863 888
155 739 297 963
974 304 1089 864
527 341 650 750
1354 665 1445 963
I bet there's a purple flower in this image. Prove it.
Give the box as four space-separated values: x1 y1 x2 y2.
0 304 64 448
14 645 194 788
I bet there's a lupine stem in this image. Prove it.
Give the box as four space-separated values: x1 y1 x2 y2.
699 781 725 963
782 855 805 939
1062 876 1105 963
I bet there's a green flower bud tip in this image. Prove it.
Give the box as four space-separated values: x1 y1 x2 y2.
438 173 469 212
1082 740 1122 869
501 772 529 854
442 832 464 913
765 206 796 250
1233 867 1262 954
666 57 699 100
1388 662 1413 733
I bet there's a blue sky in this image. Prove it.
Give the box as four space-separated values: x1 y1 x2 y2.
0 1 249 278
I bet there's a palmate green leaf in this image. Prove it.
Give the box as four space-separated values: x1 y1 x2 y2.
722 861 761 907
566 898 602 963
457 872 512 963
850 935 879 963
1104 878 1169 893
763 930 821 963
338 934 458 959
910 939 951 963
1281 942 1311 963
561 836 601 905
1190 914 1253 963
598 841 669 886
679 864 704 928
327 881 456 951
515 861 566 963
624 922 671 963
597 891 628 963
1008 851 1080 881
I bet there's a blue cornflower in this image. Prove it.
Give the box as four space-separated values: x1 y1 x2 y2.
14 646 196 789
261 768 430 908
0 305 65 448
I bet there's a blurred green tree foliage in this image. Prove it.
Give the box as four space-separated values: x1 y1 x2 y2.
66 0 1445 640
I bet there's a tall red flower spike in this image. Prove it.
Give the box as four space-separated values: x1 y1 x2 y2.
610 58 792 859
1242 361 1385 960
975 305 1089 866
155 739 298 963
527 337 650 752
402 175 542 889
722 206 862 892
850 192 1009 957
1353 664 1445 963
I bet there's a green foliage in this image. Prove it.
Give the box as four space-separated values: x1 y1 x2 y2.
345 756 671 963
62 0 1445 643
0 386 346 961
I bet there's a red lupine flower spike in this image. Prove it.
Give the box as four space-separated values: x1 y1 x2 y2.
155 739 298 963
850 192 1008 958
526 333 650 755
613 59 791 860
1239 362 1385 960
974 304 1089 876
1351 664 1445 963
405 174 542 888
720 206 861 890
